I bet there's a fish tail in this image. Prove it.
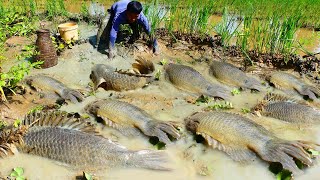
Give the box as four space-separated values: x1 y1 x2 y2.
206 86 231 100
297 85 319 100
250 83 265 92
143 120 181 144
132 57 155 74
127 150 171 171
259 139 318 176
61 89 84 103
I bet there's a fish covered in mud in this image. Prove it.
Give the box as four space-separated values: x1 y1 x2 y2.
253 93 320 124
164 63 231 100
90 58 155 91
85 99 181 144
24 75 84 103
185 111 319 176
209 61 264 91
1 111 171 171
267 71 320 101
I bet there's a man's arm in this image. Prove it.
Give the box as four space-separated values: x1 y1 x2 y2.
138 12 159 54
109 16 121 49
137 12 151 35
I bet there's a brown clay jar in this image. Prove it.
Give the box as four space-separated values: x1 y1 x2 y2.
35 29 58 68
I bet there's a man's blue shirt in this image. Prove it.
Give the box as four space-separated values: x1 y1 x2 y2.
109 0 151 47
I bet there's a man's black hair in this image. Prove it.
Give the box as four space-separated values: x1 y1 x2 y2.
127 1 143 14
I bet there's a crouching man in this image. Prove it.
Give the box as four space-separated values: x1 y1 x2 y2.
96 0 159 58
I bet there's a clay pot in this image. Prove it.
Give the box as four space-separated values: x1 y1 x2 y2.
35 29 58 68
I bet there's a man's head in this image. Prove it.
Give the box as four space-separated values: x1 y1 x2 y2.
126 1 143 23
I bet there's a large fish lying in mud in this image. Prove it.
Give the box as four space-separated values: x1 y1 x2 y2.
164 63 231 100
185 111 319 176
0 111 170 171
85 99 180 144
267 71 320 101
209 61 265 91
253 93 320 124
24 75 84 103
90 58 155 91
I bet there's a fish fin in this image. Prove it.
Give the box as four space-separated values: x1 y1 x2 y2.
127 150 171 171
295 85 320 101
263 92 306 104
61 89 84 103
206 85 231 100
97 113 142 137
198 132 256 163
23 111 100 135
115 69 153 78
142 120 181 144
258 139 319 176
132 56 155 74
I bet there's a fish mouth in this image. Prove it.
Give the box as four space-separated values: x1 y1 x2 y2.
184 113 200 133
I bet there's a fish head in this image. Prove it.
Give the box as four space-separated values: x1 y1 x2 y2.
184 112 201 133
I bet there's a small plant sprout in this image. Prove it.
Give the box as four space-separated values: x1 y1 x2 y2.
13 119 22 128
207 101 234 110
159 59 168 66
154 69 161 80
10 167 25 180
0 120 7 129
83 172 93 180
241 108 251 114
231 88 241 96
308 149 320 156
27 105 44 114
195 95 211 105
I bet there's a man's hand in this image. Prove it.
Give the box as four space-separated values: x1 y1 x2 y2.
108 47 117 59
148 38 160 55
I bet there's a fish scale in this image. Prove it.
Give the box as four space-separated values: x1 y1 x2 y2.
10 111 171 171
164 63 231 100
262 101 320 124
85 99 181 144
90 63 154 91
209 61 264 91
185 111 318 176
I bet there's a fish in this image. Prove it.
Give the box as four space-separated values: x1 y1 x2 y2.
164 63 231 100
185 111 319 176
25 75 84 103
253 93 320 124
209 61 264 91
10 111 170 171
90 58 155 91
268 72 320 101
85 99 180 144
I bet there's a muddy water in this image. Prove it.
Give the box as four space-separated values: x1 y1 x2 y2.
1 24 320 180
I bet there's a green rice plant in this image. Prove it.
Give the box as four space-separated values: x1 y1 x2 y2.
80 1 89 18
46 0 68 19
144 0 169 35
214 7 242 47
29 0 37 16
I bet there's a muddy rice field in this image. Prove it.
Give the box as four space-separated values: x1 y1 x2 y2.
1 22 320 180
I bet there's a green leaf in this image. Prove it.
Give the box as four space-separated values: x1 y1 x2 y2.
308 149 320 156
231 88 241 95
84 172 93 180
14 167 24 176
13 119 22 128
16 176 25 180
10 171 19 177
